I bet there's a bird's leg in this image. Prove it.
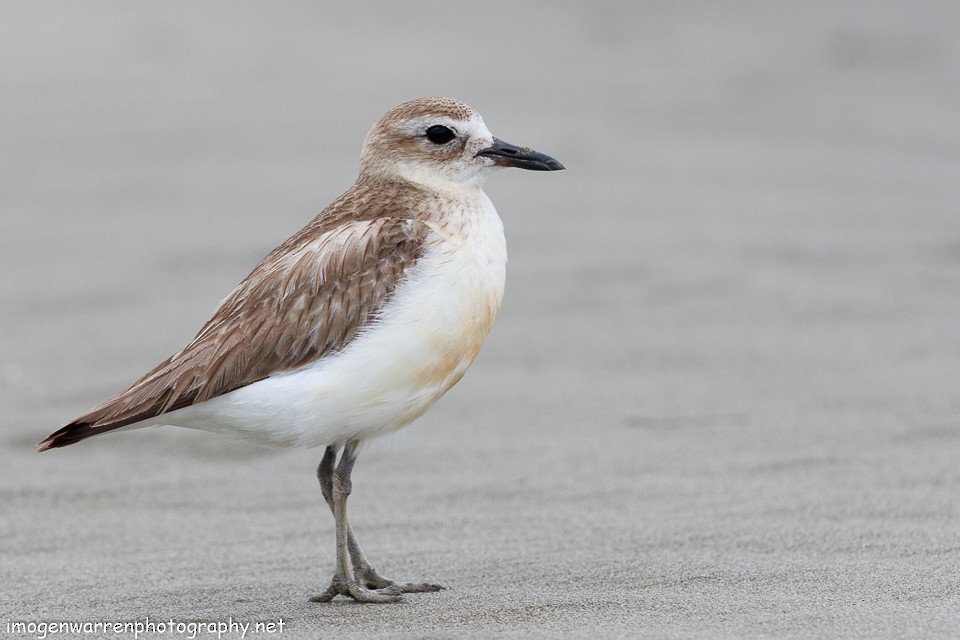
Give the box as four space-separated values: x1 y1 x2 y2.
317 445 337 508
314 446 382 588
311 442 402 603
323 445 442 593
311 443 443 602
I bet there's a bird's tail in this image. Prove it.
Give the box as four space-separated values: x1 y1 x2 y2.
36 422 122 452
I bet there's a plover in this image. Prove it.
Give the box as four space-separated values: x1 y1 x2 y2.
37 97 563 603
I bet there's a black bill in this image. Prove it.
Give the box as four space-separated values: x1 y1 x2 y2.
476 138 565 171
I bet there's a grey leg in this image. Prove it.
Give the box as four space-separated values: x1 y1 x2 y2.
310 443 442 603
315 445 380 587
311 441 402 603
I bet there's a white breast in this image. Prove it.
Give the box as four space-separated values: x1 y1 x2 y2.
146 191 507 448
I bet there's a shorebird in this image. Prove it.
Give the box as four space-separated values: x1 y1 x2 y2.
37 97 563 603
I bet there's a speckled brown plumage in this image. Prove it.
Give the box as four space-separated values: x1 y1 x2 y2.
378 96 475 125
38 178 431 450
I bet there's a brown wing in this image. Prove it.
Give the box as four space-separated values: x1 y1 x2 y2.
38 208 427 451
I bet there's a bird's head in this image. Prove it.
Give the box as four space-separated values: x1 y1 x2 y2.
359 97 564 190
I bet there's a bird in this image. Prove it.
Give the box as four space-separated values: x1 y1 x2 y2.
37 96 563 603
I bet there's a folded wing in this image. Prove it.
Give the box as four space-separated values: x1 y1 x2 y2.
38 213 426 451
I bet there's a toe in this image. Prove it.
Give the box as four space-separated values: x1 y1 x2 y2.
395 581 444 593
348 582 403 603
309 592 336 603
355 568 444 594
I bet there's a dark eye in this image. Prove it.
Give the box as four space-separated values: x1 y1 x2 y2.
425 125 456 144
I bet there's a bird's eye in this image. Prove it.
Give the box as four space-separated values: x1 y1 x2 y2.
425 125 456 145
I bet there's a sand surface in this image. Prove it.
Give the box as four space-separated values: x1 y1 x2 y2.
2 2 960 638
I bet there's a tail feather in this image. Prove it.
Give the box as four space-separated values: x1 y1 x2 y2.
36 422 123 452
37 386 201 452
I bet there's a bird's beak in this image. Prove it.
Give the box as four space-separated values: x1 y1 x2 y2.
476 138 565 171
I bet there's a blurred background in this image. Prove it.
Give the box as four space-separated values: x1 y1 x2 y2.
2 2 959 637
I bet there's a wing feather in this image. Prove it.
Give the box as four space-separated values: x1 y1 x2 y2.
38 193 428 451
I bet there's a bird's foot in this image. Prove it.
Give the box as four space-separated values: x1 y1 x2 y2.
310 574 403 604
355 563 444 593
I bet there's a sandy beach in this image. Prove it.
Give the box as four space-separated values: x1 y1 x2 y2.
2 2 960 638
